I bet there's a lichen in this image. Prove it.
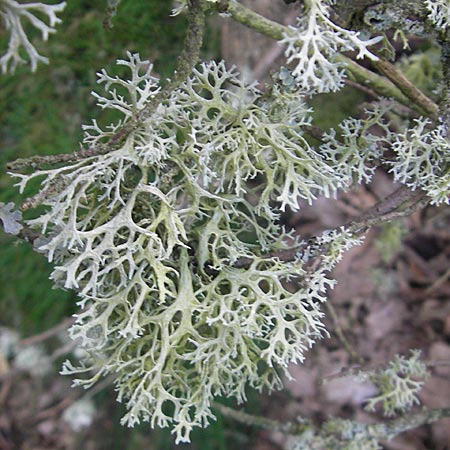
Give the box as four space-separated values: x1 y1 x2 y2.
0 0 66 73
279 0 382 93
362 350 430 417
12 53 365 442
389 117 450 205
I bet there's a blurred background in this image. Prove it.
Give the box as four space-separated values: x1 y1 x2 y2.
1 1 449 449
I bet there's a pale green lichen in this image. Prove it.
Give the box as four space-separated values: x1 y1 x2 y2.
279 0 382 93
10 49 446 443
0 202 23 235
362 350 430 417
12 54 365 442
389 117 450 205
0 0 66 74
288 351 429 449
320 101 393 184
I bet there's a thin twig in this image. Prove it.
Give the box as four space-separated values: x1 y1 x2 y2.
19 317 75 347
211 401 310 435
424 266 450 294
344 78 379 99
372 57 439 120
34 392 80 421
33 375 115 422
50 340 79 361
344 80 419 119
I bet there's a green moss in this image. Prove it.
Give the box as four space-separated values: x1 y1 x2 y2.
309 85 366 131
396 45 442 98
374 221 407 265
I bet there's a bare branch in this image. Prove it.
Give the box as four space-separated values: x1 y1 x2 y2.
211 401 310 435
372 57 439 120
19 317 75 347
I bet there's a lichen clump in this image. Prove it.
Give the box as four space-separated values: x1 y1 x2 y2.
12 53 364 441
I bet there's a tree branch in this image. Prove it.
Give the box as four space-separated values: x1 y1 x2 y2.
374 407 450 441
372 56 439 120
339 54 411 107
234 186 429 269
345 186 428 234
439 31 450 129
211 401 310 435
213 401 450 445
19 316 75 347
138 0 207 122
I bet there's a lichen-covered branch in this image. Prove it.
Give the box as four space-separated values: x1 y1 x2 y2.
346 187 429 234
216 0 287 41
6 146 111 172
215 0 416 105
138 0 207 122
373 407 450 440
339 54 410 105
214 402 450 448
6 0 207 173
